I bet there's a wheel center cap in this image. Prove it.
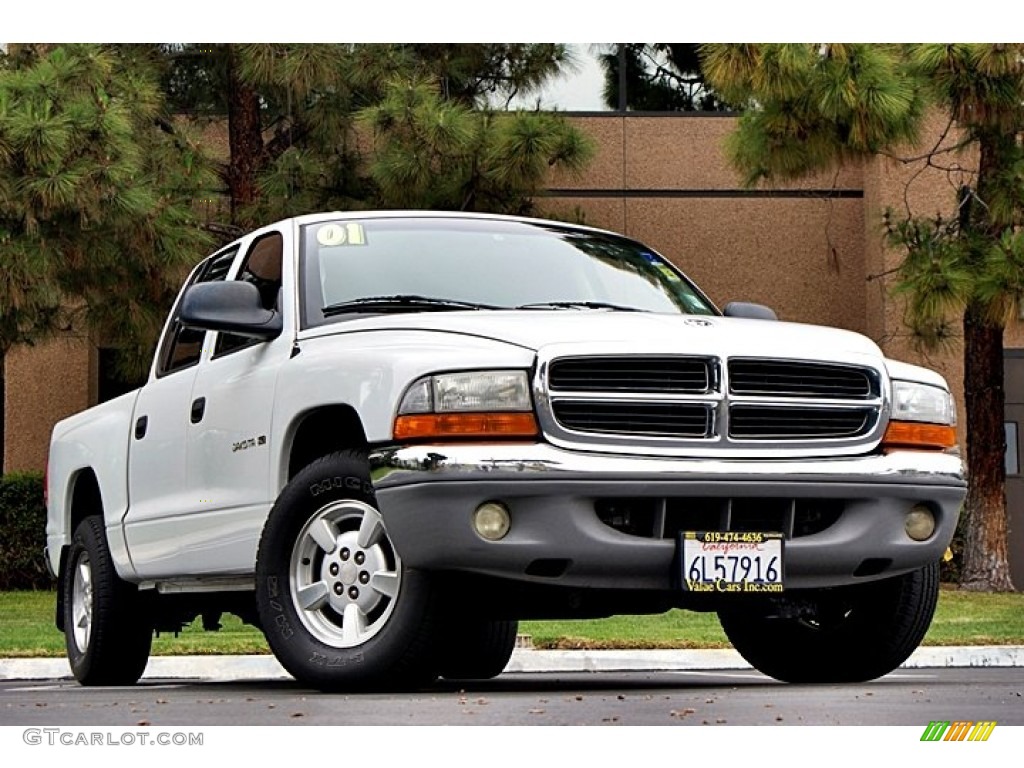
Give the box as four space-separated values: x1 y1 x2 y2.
340 561 358 585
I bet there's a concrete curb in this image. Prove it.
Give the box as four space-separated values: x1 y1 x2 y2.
2 645 1023 682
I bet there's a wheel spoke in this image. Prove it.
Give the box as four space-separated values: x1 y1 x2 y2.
307 518 339 554
356 506 385 549
78 561 91 590
369 570 399 599
295 581 330 611
341 603 368 645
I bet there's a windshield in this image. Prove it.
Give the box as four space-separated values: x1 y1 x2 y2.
299 217 717 327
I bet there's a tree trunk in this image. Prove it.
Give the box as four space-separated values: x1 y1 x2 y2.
225 48 264 225
0 349 5 474
960 303 1015 591
959 133 1017 592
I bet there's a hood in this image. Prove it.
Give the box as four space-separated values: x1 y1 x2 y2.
300 311 885 366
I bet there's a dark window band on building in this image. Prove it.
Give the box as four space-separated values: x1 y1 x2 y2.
543 188 864 200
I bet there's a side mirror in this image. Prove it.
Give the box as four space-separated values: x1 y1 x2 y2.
179 281 283 340
723 301 778 321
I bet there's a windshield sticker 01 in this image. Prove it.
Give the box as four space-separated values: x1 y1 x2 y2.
317 222 367 247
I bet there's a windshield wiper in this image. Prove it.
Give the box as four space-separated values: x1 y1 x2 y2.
515 301 643 312
322 295 501 316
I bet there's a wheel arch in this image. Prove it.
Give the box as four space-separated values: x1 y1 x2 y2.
68 468 104 538
283 405 370 484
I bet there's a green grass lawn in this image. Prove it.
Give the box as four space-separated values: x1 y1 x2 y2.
2 586 1022 658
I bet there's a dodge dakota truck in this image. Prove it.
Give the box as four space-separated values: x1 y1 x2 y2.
45 211 966 690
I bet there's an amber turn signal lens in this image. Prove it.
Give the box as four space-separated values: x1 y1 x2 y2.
881 421 957 451
394 412 539 441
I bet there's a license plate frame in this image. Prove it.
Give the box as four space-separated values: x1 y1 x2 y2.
679 531 785 593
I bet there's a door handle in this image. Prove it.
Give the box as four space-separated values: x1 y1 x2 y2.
191 397 206 424
134 416 148 440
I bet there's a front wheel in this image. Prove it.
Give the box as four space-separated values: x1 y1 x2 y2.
256 451 438 691
718 563 940 683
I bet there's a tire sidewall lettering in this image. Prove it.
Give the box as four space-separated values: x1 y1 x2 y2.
308 475 374 499
309 650 364 667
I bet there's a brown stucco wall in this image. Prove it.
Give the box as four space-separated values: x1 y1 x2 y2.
545 115 867 332
3 335 93 473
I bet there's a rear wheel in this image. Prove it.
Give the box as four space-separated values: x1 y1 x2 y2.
437 619 518 680
63 516 152 685
256 451 439 691
718 563 940 683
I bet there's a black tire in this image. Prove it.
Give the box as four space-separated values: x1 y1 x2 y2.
718 563 940 684
438 619 518 680
255 450 439 691
63 516 152 686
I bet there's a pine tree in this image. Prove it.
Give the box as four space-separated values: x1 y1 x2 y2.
157 44 584 226
360 76 593 214
0 44 215 378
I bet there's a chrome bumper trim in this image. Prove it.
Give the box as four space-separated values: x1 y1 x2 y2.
371 443 965 490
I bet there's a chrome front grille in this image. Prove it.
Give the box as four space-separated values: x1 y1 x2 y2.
541 354 885 454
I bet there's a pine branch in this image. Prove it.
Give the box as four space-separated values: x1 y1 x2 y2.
264 118 312 162
202 221 244 239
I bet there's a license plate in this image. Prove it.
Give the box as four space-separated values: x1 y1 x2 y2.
679 531 784 593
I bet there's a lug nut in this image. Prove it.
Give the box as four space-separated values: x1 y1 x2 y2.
348 586 359 599
329 563 339 576
355 552 365 565
340 547 350 561
359 571 369 584
333 583 343 595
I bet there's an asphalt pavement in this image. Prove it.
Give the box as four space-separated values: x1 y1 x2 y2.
2 645 1022 682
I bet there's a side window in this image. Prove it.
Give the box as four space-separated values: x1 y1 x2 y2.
215 232 284 357
156 247 240 377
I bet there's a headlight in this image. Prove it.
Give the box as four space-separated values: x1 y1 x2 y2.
407 370 532 413
890 381 955 425
883 380 957 451
395 370 538 440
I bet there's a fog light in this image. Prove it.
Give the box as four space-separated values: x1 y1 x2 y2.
473 502 511 541
905 505 936 541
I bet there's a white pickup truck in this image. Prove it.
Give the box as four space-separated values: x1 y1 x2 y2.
46 211 966 690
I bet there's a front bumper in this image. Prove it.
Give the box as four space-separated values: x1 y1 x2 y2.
370 443 966 590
